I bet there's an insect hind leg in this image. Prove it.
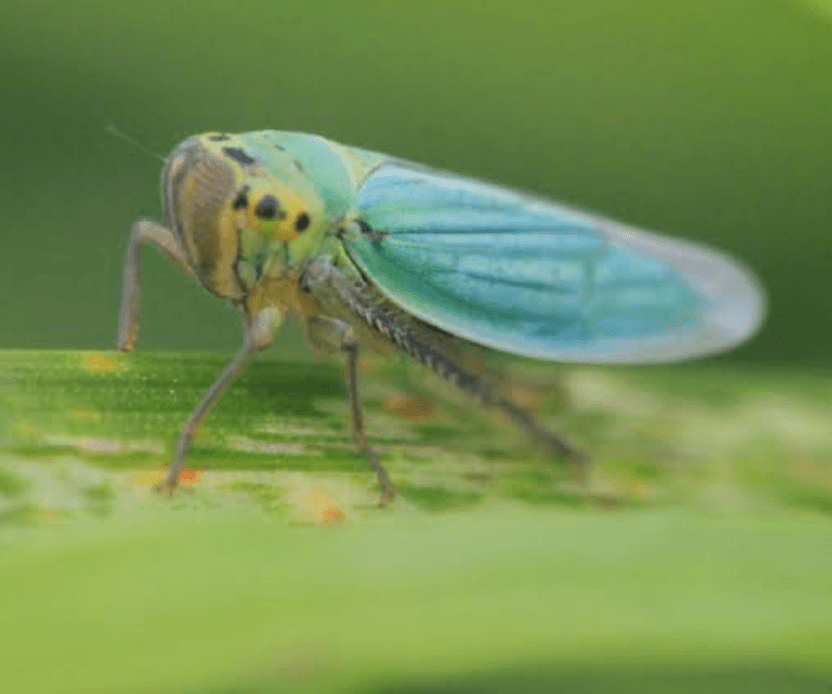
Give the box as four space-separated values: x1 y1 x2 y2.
493 394 588 476
414 341 587 477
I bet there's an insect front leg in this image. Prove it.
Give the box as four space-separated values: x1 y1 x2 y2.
117 220 195 352
157 307 282 494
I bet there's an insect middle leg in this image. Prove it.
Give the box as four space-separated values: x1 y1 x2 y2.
340 326 395 505
306 316 395 504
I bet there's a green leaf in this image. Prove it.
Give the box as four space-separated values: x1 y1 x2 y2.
1 351 831 692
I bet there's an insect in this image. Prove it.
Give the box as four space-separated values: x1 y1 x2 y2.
117 130 765 504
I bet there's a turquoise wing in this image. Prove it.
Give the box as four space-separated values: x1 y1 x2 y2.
341 162 765 363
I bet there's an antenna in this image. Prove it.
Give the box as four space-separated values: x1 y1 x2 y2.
105 124 166 163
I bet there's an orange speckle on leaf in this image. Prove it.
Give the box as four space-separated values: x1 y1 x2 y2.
383 394 436 421
130 468 202 486
306 491 346 525
178 469 202 484
82 353 122 374
631 481 651 498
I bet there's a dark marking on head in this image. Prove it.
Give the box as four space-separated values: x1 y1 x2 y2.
295 212 310 231
273 143 285 151
293 159 305 173
208 134 231 142
255 195 279 219
222 147 257 165
232 184 250 210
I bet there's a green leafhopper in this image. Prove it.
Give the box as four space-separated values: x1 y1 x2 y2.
117 131 765 504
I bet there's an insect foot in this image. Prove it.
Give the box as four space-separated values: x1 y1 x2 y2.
154 478 178 496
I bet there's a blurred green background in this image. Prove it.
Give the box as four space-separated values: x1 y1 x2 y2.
2 0 832 363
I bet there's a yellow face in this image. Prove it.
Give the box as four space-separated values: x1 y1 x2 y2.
161 132 327 300
228 179 312 244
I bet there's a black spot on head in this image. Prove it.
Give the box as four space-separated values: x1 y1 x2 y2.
295 212 310 231
293 159 305 173
208 133 231 141
222 147 257 165
232 185 250 210
357 219 372 234
255 195 279 219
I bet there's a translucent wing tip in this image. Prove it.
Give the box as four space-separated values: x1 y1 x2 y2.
688 249 767 356
604 223 767 363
